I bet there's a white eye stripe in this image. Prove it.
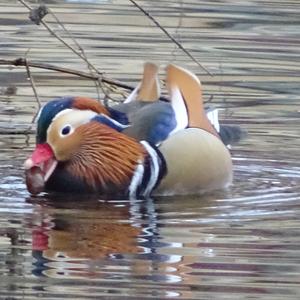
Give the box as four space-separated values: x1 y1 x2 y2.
52 108 74 122
47 109 97 141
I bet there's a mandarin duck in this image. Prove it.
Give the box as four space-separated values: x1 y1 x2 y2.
24 64 234 197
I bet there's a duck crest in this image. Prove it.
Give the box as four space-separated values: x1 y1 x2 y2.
72 97 109 114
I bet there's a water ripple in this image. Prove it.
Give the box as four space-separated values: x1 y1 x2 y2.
1 0 300 299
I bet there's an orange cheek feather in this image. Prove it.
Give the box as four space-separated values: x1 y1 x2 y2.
24 143 58 195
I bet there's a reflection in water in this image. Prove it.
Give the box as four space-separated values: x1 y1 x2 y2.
28 195 183 284
1 160 300 297
31 199 141 278
0 0 300 298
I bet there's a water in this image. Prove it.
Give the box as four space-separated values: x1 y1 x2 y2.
0 0 300 299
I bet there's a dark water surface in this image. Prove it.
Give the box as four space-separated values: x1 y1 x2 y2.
0 0 300 299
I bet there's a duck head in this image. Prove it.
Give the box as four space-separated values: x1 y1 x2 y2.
36 96 127 143
24 108 149 197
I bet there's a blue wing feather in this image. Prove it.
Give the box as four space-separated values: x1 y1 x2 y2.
147 108 177 144
106 107 129 125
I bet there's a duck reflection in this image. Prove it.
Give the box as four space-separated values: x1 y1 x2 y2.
28 194 183 283
32 212 140 260
29 194 142 276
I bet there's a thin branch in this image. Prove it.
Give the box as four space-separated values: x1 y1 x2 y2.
18 0 127 101
47 7 103 101
171 0 183 60
18 0 101 75
0 58 170 102
47 7 84 53
23 49 40 135
206 94 214 103
129 0 213 76
17 0 31 10
0 58 129 88
25 60 41 122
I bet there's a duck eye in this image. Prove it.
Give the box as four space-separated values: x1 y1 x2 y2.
61 125 72 136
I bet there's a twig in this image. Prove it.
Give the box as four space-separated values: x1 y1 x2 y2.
18 0 101 75
171 0 183 61
206 94 214 103
0 58 130 88
0 58 170 102
47 7 103 101
17 0 31 10
129 0 213 76
19 0 124 101
25 59 41 122
24 58 41 138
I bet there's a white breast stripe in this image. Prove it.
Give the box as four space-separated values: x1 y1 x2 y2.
140 141 160 197
128 160 144 200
